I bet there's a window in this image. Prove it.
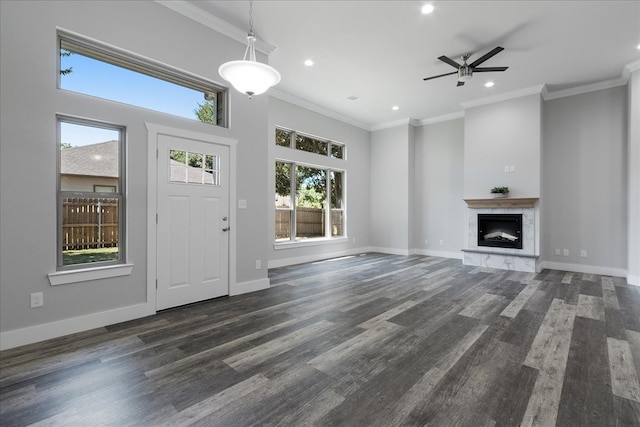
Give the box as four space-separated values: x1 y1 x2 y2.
275 127 344 159
58 117 125 269
275 128 345 243
58 31 227 127
169 150 220 185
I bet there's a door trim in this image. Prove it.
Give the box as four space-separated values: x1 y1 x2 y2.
146 123 237 312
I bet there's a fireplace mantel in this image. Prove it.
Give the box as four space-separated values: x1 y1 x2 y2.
464 197 538 209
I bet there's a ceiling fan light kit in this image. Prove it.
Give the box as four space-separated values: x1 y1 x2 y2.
423 46 508 87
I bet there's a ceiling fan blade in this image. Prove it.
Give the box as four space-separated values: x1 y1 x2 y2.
423 71 458 81
469 46 504 68
457 80 465 87
473 66 509 72
438 55 462 69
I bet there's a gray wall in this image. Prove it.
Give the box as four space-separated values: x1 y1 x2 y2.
628 69 640 284
267 97 371 266
370 125 411 252
413 119 466 256
542 86 628 270
0 1 269 334
464 95 542 199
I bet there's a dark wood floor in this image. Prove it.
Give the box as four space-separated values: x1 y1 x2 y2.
1 253 639 426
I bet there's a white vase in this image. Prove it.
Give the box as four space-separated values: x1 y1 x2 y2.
492 193 508 198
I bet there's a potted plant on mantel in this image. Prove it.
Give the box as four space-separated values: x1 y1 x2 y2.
490 186 509 198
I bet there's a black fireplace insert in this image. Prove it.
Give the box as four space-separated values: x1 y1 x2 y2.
478 214 523 249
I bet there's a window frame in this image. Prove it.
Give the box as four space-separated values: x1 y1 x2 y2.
57 29 228 128
56 115 126 271
274 126 347 245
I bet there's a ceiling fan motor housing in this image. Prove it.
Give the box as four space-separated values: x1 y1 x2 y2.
458 66 472 82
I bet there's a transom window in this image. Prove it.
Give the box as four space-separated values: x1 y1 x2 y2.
57 117 125 269
275 128 344 159
58 31 227 127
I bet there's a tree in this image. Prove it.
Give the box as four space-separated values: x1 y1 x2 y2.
193 100 216 124
60 50 73 76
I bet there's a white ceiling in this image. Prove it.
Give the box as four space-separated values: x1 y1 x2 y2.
179 1 640 129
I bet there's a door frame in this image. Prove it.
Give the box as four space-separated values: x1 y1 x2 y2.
146 123 237 312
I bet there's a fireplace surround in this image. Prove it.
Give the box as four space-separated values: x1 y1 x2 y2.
463 198 539 272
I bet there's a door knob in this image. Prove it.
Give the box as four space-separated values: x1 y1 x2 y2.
222 226 230 232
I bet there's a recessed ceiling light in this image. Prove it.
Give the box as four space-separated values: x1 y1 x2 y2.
392 105 399 111
637 43 640 50
304 59 314 66
485 81 495 88
421 3 434 14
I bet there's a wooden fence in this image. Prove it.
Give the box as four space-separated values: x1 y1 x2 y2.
62 197 119 250
275 207 343 239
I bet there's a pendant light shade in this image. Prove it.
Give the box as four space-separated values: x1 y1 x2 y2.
218 3 280 98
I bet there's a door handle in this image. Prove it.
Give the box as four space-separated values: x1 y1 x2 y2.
222 226 231 232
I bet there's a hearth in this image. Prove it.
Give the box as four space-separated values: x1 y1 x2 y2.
478 214 522 249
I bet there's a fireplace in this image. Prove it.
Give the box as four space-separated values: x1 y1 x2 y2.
477 214 522 249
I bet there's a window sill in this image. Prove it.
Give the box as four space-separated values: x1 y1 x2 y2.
274 237 349 250
48 263 134 286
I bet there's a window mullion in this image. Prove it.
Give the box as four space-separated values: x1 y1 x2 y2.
290 162 296 241
325 169 331 237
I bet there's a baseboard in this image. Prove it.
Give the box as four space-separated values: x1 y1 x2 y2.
627 274 640 287
410 248 464 259
539 261 627 280
230 277 270 296
268 247 374 269
0 302 155 351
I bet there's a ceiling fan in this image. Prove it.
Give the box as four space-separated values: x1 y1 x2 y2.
423 46 508 86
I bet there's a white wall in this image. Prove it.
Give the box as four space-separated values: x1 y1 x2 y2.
370 125 411 253
464 94 542 199
0 1 270 345
267 97 371 267
542 86 628 273
628 68 640 285
413 119 466 257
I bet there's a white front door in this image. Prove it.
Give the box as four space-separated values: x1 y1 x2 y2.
156 134 229 310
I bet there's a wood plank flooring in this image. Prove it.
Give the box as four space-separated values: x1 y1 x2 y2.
1 253 640 426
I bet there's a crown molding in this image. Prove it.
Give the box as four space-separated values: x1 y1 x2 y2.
625 58 640 73
370 118 422 131
461 84 545 109
542 76 628 101
155 0 277 55
269 89 371 131
419 111 465 126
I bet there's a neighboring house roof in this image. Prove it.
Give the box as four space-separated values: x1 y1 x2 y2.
61 140 118 177
170 159 214 184
61 141 213 183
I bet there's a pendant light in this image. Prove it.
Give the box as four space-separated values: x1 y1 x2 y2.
218 1 281 98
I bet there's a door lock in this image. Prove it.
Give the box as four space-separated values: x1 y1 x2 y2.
222 226 231 232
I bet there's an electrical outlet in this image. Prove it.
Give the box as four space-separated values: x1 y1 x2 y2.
30 292 43 308
425 239 428 245
439 240 444 246
352 237 356 244
504 165 509 173
555 248 561 255
563 249 569 256
580 250 587 258
510 165 516 173
255 260 261 270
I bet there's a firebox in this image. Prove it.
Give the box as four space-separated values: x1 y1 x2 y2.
477 214 523 249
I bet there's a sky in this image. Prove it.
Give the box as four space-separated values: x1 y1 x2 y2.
60 52 208 146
